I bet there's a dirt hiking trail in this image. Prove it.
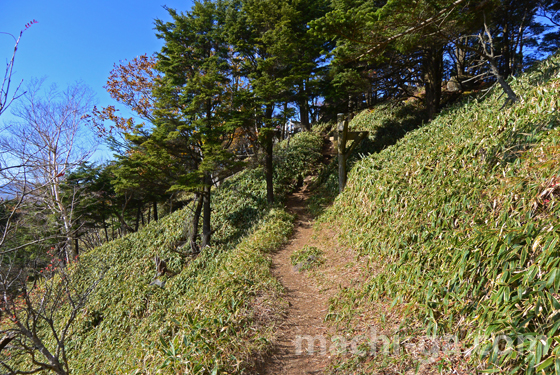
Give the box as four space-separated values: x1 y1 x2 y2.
260 188 331 375
256 139 366 374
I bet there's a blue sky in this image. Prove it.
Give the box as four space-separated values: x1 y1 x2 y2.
1 0 194 161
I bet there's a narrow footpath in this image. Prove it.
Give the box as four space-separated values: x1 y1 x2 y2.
260 188 332 375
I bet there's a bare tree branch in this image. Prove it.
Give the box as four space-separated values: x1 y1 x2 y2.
0 79 99 262
0 21 37 118
0 255 106 374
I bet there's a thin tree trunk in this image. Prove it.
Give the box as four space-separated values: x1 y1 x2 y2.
104 223 109 243
488 57 518 103
102 203 109 242
190 192 203 253
152 201 158 222
455 38 466 77
135 204 141 232
264 105 274 204
282 102 288 140
512 8 528 76
500 3 512 78
51 176 77 262
201 174 212 248
423 45 443 120
299 81 310 131
115 211 134 233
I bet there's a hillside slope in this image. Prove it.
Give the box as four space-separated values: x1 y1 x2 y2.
6 132 323 374
321 54 560 373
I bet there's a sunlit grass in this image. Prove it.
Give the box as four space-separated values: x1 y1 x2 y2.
2 132 324 374
320 54 560 373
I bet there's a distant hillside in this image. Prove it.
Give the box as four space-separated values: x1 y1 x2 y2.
321 53 560 373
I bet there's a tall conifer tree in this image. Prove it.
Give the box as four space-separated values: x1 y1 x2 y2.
154 0 236 248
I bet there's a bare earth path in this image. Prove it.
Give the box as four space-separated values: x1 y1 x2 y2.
259 188 332 375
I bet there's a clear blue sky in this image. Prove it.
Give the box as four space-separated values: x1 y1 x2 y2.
1 0 194 161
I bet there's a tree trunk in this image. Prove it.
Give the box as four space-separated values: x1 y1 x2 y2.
201 174 212 248
337 118 348 193
455 38 466 77
51 177 77 263
501 20 512 78
488 57 518 103
135 204 141 232
104 222 109 243
282 101 288 140
189 192 203 253
152 201 158 222
115 211 134 234
264 105 274 204
102 203 109 242
299 82 310 131
423 45 443 120
20 325 68 375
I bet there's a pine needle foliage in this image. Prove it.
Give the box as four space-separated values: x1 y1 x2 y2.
321 53 560 373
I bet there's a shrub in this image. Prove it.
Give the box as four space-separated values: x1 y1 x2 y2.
290 245 324 271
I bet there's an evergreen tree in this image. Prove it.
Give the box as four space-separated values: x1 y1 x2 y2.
281 0 332 130
227 0 331 202
227 0 290 204
312 0 484 117
154 0 238 248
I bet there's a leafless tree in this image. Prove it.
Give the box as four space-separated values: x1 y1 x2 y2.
0 254 105 375
0 22 38 255
0 21 37 118
0 79 98 262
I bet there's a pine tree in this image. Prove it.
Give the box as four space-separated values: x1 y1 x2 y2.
154 0 238 248
227 0 331 202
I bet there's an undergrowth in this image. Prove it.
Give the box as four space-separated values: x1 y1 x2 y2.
1 132 323 374
320 54 560 373
290 245 324 271
308 101 427 217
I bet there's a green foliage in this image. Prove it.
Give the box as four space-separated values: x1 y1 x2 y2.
348 101 426 143
7 129 324 374
274 131 324 197
311 0 491 61
308 101 427 217
154 0 238 192
290 245 324 271
321 53 560 373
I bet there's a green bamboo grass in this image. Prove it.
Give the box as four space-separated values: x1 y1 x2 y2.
2 132 323 374
322 54 560 373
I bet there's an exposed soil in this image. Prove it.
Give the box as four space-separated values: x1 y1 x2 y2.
254 135 473 375
259 188 332 375
255 136 363 374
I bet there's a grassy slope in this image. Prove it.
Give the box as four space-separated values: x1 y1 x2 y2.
28 132 323 374
321 54 560 373
309 101 427 216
